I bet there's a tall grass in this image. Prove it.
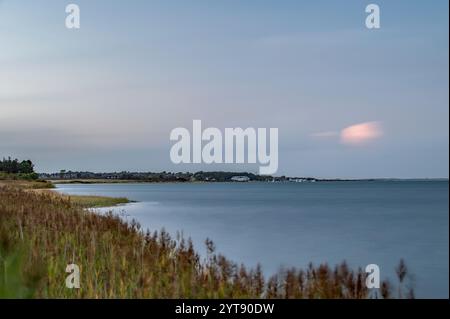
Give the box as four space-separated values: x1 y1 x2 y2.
0 178 54 189
0 186 411 298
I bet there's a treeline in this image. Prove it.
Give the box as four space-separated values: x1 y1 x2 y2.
0 157 38 180
193 171 265 182
39 170 274 182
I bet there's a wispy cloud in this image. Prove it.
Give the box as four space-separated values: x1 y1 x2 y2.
310 131 339 138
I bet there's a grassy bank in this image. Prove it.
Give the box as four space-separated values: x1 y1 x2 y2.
2 179 132 208
0 179 54 189
34 191 133 208
63 195 132 208
0 185 412 298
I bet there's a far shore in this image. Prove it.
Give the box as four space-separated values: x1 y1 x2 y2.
50 178 449 185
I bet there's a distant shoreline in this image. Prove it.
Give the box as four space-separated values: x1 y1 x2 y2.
41 170 449 185
50 178 449 185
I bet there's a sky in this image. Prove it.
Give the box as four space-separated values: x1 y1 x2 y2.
0 0 448 178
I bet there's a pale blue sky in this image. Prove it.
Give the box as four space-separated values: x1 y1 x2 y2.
0 0 448 178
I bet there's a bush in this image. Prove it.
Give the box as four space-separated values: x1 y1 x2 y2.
17 173 39 180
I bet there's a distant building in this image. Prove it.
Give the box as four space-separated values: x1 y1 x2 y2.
231 176 250 182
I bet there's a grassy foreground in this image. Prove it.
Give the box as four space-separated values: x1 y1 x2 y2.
0 185 411 299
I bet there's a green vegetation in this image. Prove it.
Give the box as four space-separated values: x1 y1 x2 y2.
0 179 54 189
0 185 413 299
61 194 132 208
0 245 44 298
0 157 39 181
1 157 35 174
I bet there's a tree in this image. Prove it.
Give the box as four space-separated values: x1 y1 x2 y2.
0 157 19 173
0 157 35 174
19 160 34 174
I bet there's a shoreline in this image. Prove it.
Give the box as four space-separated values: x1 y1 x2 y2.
50 188 135 208
50 178 449 185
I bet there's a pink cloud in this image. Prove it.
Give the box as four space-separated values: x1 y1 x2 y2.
340 121 383 145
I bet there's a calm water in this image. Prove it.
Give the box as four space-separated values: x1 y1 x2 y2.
56 181 449 298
